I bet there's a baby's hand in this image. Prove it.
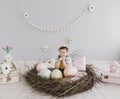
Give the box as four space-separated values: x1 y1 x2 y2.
59 57 65 61
62 56 65 61
59 57 63 61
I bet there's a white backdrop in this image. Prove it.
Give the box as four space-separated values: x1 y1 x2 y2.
0 0 120 61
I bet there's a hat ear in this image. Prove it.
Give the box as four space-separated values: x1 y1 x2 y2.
62 44 67 47
58 44 67 48
58 46 69 52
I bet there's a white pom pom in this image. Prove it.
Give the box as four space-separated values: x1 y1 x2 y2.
88 5 94 12
24 13 30 19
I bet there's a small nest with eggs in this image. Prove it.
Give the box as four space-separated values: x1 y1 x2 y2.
25 65 97 97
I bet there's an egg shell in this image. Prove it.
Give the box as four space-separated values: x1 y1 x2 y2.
36 63 47 73
51 69 63 79
38 69 51 79
64 66 78 77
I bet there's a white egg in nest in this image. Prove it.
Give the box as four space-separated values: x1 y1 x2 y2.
51 69 63 79
38 69 51 79
36 63 47 73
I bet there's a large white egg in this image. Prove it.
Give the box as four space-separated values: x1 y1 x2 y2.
64 66 78 77
38 69 51 79
36 63 47 73
51 69 63 79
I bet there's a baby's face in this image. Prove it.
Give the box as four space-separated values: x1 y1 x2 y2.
59 49 67 57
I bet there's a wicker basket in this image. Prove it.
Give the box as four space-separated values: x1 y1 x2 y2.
0 69 20 84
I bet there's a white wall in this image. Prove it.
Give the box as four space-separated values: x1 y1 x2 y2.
0 0 120 61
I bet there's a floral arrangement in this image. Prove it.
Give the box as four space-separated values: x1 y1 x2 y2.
1 45 14 62
2 45 13 54
0 45 20 84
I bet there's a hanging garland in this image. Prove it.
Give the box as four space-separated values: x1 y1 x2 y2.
24 4 94 32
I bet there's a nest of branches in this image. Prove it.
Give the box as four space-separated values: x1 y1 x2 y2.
25 65 97 97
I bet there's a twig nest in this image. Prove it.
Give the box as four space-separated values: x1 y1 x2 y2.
38 69 51 79
25 65 97 97
68 76 80 81
51 69 63 79
36 63 47 72
77 71 87 77
64 66 78 77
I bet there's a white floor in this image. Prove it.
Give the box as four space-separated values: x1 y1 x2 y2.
0 61 120 99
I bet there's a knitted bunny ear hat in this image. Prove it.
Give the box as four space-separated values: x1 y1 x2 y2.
58 44 69 52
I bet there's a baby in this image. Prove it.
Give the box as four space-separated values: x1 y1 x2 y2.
55 46 72 75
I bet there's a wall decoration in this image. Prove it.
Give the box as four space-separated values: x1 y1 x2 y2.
68 36 74 44
42 46 48 52
24 13 30 19
88 4 94 12
23 3 95 32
